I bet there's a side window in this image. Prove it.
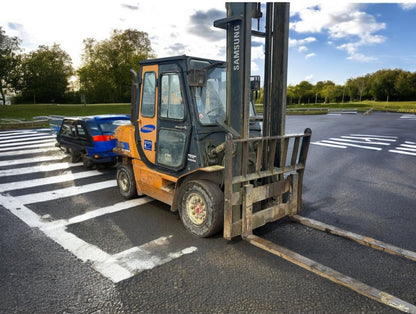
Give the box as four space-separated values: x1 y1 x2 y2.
59 121 73 137
157 129 186 168
76 123 88 140
160 73 184 120
141 72 156 117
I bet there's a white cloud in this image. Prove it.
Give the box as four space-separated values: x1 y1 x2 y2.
0 0 227 68
289 36 316 48
290 3 386 62
400 3 416 10
305 53 316 59
305 74 314 82
298 46 308 53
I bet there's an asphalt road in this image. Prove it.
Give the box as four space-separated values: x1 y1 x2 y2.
1 112 415 313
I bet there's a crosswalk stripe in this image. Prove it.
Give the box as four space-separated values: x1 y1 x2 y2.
0 138 56 148
0 141 55 152
0 147 60 157
0 134 55 144
0 162 82 177
16 180 117 204
389 149 416 156
0 169 104 192
321 140 382 151
0 155 64 167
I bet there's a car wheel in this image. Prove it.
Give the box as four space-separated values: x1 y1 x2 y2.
70 149 81 163
179 180 223 237
117 164 137 199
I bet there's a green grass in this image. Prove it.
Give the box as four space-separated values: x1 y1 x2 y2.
0 103 131 121
256 100 416 114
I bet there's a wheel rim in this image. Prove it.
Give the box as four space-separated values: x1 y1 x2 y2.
118 170 129 192
186 192 207 226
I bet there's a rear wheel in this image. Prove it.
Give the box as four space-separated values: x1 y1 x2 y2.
117 164 137 199
179 180 223 237
69 149 81 163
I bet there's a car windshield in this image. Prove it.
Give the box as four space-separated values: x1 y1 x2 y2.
99 119 130 134
191 63 227 126
86 118 130 135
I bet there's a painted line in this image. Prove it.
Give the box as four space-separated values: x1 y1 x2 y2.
405 141 416 145
15 180 117 204
0 193 196 283
0 142 56 152
396 147 416 152
0 162 82 177
0 134 55 144
340 136 396 142
330 138 391 145
321 140 382 151
349 134 398 139
312 142 347 149
105 236 197 280
0 169 104 192
0 147 60 157
0 138 56 148
0 155 64 167
389 150 416 156
0 131 38 137
401 144 416 149
64 197 154 226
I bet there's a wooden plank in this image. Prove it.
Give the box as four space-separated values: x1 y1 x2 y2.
292 215 416 262
246 235 416 313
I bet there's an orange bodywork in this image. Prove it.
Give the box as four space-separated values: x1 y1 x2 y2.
114 124 178 205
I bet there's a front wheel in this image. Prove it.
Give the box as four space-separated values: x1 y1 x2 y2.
117 164 137 199
179 180 223 237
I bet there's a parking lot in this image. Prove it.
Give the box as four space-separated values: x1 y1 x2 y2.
1 112 415 313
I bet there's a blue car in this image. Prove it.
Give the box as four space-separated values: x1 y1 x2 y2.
56 115 131 167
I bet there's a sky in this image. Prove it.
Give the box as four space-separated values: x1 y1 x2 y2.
1 1 416 86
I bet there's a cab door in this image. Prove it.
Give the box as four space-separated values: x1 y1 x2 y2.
155 70 191 171
137 64 158 164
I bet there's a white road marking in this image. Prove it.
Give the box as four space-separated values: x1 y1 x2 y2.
397 147 416 152
0 192 196 283
107 236 197 278
330 138 392 145
0 155 64 167
0 147 60 157
340 135 396 142
15 180 117 204
389 150 416 156
0 142 56 152
321 140 382 151
0 170 104 192
349 134 398 139
0 138 55 148
312 142 347 149
63 197 154 226
0 162 82 177
405 141 416 145
0 134 55 144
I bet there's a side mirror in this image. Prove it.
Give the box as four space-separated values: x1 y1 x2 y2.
188 69 207 87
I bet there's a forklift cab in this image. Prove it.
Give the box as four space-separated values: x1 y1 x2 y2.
131 55 260 176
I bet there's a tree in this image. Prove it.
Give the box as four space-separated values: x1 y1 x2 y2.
0 27 21 105
78 29 155 103
20 44 73 103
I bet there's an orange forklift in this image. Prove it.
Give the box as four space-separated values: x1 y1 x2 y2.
114 3 416 312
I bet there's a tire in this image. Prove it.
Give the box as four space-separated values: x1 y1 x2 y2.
117 164 137 199
82 156 93 169
69 149 81 163
179 180 223 237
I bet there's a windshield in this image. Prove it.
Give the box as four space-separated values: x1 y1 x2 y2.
192 65 227 126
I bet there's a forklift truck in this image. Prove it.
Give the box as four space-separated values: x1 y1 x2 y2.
114 3 416 312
